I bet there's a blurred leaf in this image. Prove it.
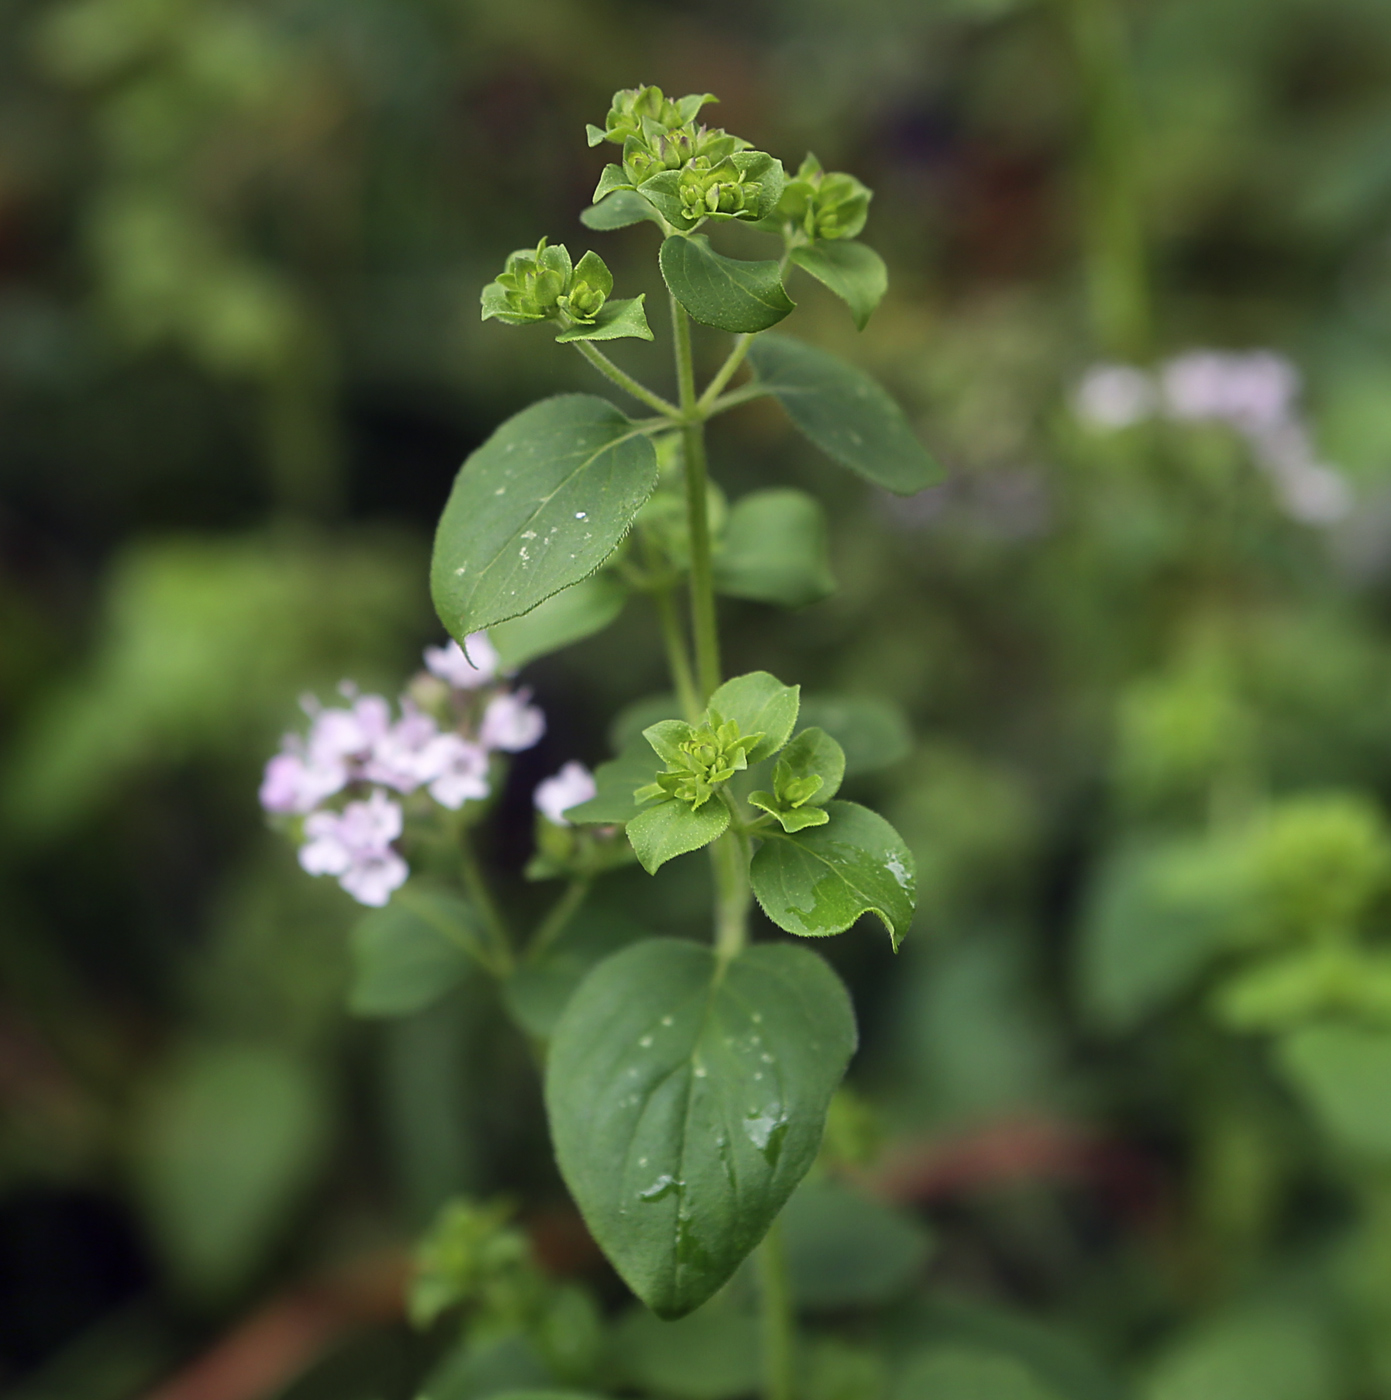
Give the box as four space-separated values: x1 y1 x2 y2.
418 1335 552 1400
349 885 483 1017
3 532 424 837
747 336 940 495
610 1290 761 1400
1275 1023 1391 1159
659 236 795 334
1077 840 1244 1031
608 694 686 751
714 489 837 607
502 905 650 1039
131 1043 330 1298
780 1178 931 1310
1142 1302 1338 1400
567 737 659 826
797 695 912 776
751 801 916 949
545 939 856 1318
894 1348 1065 1400
431 395 658 639
803 1338 890 1400
490 575 628 670
790 241 888 330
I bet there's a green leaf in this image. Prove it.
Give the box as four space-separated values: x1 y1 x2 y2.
895 1349 1066 1400
545 938 857 1317
747 335 941 495
797 695 912 776
751 801 916 949
713 489 836 607
350 885 481 1016
593 163 633 202
581 189 664 230
431 395 658 639
659 235 795 334
627 797 729 874
777 727 845 805
566 736 659 826
630 172 703 233
418 1335 551 1400
131 1044 330 1299
490 574 627 669
790 240 888 330
781 1178 932 1310
554 295 653 344
608 693 686 751
1276 1023 1391 1159
750 800 830 834
708 671 800 763
611 1291 761 1400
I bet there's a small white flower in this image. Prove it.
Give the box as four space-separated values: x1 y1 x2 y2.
534 761 597 825
480 690 546 752
307 694 392 767
1073 364 1157 429
1161 350 1300 433
420 734 492 810
362 702 443 793
259 748 346 814
424 635 500 690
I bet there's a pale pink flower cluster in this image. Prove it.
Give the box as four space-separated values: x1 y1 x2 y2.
260 633 545 906
534 761 597 826
1074 351 1351 525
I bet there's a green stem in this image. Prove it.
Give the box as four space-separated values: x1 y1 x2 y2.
697 333 753 411
458 827 514 975
706 383 774 419
573 341 681 418
527 879 590 963
1064 0 1151 359
756 1218 795 1400
652 583 702 723
671 294 722 700
713 790 753 965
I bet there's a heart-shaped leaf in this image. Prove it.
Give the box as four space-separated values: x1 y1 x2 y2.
546 938 857 1317
746 335 941 495
660 236 795 334
490 574 627 670
790 240 888 330
431 395 658 639
751 801 916 949
713 489 836 608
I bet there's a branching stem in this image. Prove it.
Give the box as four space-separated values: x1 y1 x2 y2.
527 878 590 963
573 340 681 417
458 827 514 975
698 333 754 411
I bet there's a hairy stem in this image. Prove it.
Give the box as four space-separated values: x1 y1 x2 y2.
697 333 753 411
652 583 702 723
527 878 590 963
573 340 681 417
713 790 753 964
671 294 722 700
458 827 514 975
756 1218 796 1400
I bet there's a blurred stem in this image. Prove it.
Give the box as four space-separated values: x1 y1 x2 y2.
698 333 753 411
652 582 702 723
458 828 514 975
671 294 722 700
756 1217 795 1400
573 341 680 417
527 879 589 964
1064 0 1152 360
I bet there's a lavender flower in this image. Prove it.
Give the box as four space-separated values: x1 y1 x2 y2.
421 734 491 809
298 789 408 906
1073 364 1157 429
425 634 501 690
481 690 546 752
535 762 597 826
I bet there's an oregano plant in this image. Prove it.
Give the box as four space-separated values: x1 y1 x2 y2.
261 84 937 1392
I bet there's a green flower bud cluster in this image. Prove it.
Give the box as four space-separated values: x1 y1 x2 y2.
678 157 764 219
776 154 872 241
635 712 763 811
586 85 717 148
480 240 613 327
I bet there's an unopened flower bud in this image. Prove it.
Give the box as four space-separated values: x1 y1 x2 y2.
776 154 872 241
481 241 613 328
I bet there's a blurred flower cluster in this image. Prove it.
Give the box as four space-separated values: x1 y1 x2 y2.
1075 351 1351 524
258 634 550 905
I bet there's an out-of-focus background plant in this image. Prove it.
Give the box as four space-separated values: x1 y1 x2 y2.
7 0 1391 1397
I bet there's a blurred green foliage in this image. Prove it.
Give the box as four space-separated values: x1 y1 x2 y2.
9 0 1391 1395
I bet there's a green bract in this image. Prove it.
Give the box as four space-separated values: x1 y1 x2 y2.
587 85 718 148
775 154 872 242
481 240 651 344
